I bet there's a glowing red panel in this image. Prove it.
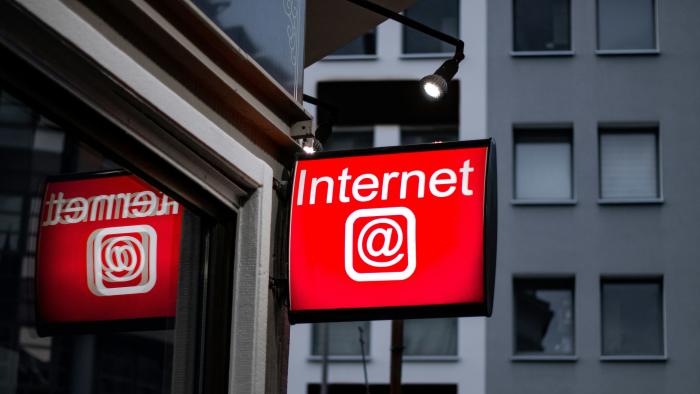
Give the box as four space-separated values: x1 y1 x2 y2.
289 140 497 323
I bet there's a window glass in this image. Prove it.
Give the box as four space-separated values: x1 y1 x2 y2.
401 126 458 145
404 318 457 356
0 89 202 393
514 278 574 355
514 129 573 200
513 0 571 52
329 29 376 57
403 0 459 54
599 129 659 200
324 128 374 151
598 0 656 50
601 279 664 355
311 321 370 356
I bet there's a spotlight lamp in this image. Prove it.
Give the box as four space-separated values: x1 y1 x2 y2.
420 57 461 100
301 136 322 154
344 0 466 101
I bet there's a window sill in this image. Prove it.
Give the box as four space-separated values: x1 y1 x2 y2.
598 198 664 205
307 355 371 362
400 53 453 60
402 355 459 362
511 199 577 206
510 50 574 57
600 355 667 362
511 355 578 362
596 49 660 56
322 54 378 61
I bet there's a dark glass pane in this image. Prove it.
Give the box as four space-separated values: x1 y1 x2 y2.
330 30 376 56
514 278 574 355
400 127 458 145
404 318 457 356
602 280 664 355
598 0 656 50
324 130 374 151
311 322 370 356
403 0 459 54
514 0 571 51
192 0 305 99
0 88 202 393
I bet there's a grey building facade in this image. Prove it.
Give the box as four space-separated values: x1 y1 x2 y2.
486 0 700 393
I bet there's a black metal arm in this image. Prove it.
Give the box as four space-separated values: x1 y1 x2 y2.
345 0 465 61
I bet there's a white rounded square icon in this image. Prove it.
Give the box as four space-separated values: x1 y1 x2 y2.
344 207 416 282
87 225 157 296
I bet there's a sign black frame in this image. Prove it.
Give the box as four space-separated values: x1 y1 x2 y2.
287 138 497 324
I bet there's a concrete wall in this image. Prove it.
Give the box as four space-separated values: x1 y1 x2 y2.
290 1 488 393
486 0 700 393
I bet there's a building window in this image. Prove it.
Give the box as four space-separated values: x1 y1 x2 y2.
324 127 374 151
601 277 664 356
328 29 377 57
514 277 575 356
401 125 458 145
597 0 657 51
311 321 370 357
599 127 660 201
404 318 457 357
513 0 571 52
513 128 573 201
403 0 459 55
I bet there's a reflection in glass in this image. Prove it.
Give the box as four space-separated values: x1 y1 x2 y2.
514 278 574 355
0 89 199 393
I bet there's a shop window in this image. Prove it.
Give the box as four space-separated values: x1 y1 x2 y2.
403 0 459 55
597 0 657 51
599 127 660 201
514 128 573 201
404 318 457 357
0 88 205 393
513 0 571 52
311 321 370 357
401 126 458 145
514 277 575 356
601 277 664 356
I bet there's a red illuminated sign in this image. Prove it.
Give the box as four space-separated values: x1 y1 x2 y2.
36 171 183 335
288 139 497 323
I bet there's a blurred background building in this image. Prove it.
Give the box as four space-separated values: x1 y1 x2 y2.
290 0 700 394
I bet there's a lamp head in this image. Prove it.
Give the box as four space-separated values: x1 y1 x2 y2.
420 58 460 100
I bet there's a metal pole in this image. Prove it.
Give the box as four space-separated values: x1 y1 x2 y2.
358 326 370 394
389 319 404 394
320 323 330 394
